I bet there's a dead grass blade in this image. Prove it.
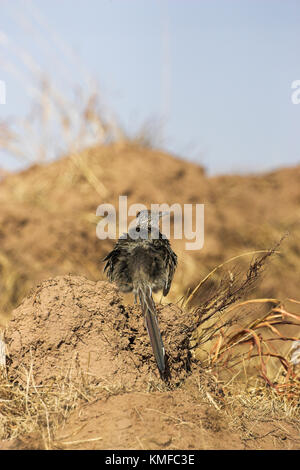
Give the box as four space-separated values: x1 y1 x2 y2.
204 300 300 400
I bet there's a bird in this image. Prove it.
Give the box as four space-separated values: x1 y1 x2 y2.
103 209 177 376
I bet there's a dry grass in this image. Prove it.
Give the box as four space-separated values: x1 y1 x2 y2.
0 252 29 323
187 239 300 413
0 80 120 166
0 354 102 448
222 381 300 448
188 241 283 348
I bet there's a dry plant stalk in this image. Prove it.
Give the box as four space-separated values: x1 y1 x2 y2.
190 241 282 346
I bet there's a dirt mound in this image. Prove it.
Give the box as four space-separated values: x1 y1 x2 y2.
0 143 300 321
4 275 192 389
2 275 300 450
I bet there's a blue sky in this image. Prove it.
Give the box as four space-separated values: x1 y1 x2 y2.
1 0 300 175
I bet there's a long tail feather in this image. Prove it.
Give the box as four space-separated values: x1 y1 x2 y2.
138 284 165 374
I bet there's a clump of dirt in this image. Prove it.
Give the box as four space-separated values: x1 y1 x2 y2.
4 275 193 389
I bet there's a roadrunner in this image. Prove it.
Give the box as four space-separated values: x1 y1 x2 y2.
103 210 177 376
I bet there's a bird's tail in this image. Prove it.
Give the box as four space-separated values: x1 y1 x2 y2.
136 282 165 375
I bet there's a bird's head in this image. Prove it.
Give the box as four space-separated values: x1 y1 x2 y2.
136 209 169 228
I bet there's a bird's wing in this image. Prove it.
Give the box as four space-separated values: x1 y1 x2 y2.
102 238 129 275
163 243 178 296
